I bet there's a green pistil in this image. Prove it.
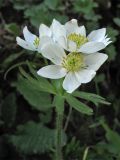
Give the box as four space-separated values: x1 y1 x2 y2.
62 52 85 72
33 37 40 48
67 33 88 48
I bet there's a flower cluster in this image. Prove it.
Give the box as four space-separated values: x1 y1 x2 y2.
16 19 111 93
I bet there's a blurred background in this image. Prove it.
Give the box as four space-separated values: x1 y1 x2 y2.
0 0 120 160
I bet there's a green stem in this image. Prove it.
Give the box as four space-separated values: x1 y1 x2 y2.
82 147 89 160
55 110 64 160
64 106 72 132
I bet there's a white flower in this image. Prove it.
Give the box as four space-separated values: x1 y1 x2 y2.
37 43 108 93
16 24 53 52
51 19 112 53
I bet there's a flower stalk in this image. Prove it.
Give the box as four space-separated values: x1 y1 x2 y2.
54 95 64 160
55 109 64 160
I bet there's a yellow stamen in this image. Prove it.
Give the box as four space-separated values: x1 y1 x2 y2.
33 37 40 48
62 52 85 72
67 33 88 48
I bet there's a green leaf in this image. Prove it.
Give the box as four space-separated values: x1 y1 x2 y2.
66 95 93 115
73 0 98 14
5 23 21 36
16 77 52 111
9 121 56 154
19 67 56 94
1 93 17 127
24 4 68 27
11 0 30 10
45 0 59 10
40 110 52 124
72 91 110 106
101 122 120 154
72 0 100 21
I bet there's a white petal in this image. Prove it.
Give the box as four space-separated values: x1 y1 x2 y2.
63 72 81 93
76 69 96 84
51 19 66 40
65 19 78 34
88 28 106 42
41 43 66 65
57 36 67 50
39 24 52 38
23 26 37 46
37 65 67 79
75 25 86 36
67 40 77 52
84 52 108 71
38 36 53 52
79 42 105 54
16 37 35 51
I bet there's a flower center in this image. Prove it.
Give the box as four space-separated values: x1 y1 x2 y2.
33 37 40 48
67 33 88 48
62 52 85 72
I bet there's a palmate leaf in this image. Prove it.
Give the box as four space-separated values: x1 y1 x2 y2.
65 95 93 115
9 121 66 154
72 91 110 106
9 121 55 154
15 77 52 111
45 0 59 10
24 3 68 27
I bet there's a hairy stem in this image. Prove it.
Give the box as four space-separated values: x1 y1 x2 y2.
55 110 64 160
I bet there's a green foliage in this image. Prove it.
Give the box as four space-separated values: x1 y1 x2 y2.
73 0 101 21
105 45 117 61
40 110 52 124
102 122 120 155
15 77 52 111
113 17 120 27
24 2 68 27
107 27 119 43
66 95 93 115
1 93 17 127
11 0 31 10
9 121 56 154
5 23 21 36
72 91 110 106
105 27 118 62
64 137 82 159
19 66 56 94
44 0 60 10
